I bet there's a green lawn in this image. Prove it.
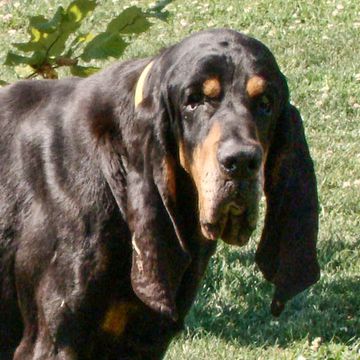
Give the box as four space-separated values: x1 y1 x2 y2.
1 0 359 359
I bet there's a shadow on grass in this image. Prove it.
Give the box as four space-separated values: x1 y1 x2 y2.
184 238 360 348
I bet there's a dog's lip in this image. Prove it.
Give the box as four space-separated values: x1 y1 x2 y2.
200 203 246 241
220 209 256 246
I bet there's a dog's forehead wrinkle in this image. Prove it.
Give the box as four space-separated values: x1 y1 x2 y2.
216 100 250 122
178 55 232 85
196 59 225 75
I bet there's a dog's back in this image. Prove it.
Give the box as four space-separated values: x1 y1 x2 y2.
0 79 79 358
0 82 35 356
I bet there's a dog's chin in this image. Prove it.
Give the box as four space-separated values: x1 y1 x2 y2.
200 203 259 247
220 208 257 246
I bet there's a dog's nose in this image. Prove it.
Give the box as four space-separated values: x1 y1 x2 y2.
218 142 262 179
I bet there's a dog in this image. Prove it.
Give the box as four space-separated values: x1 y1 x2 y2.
0 29 320 359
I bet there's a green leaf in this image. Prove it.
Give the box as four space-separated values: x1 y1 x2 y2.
0 80 8 86
31 7 65 33
17 14 65 55
12 15 59 54
50 1 96 56
27 15 48 40
13 41 44 53
4 51 47 67
81 32 128 61
70 65 99 77
106 6 151 35
13 32 62 55
64 32 94 58
69 32 95 48
48 32 71 57
62 0 97 33
4 52 33 66
13 2 96 59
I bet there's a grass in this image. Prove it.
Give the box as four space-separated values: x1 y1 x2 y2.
1 0 359 359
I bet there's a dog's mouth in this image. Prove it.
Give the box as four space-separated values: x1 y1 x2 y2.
199 181 260 246
201 203 258 246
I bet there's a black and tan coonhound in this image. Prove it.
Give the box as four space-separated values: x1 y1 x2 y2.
0 29 320 359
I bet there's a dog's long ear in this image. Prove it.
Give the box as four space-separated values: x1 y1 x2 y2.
256 104 320 316
84 60 190 320
126 62 191 321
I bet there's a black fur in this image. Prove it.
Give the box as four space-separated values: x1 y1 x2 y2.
0 29 319 359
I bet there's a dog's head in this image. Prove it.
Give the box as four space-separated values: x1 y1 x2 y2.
99 29 319 319
136 30 293 247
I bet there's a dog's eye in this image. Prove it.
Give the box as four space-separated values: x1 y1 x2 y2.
186 92 203 111
256 95 272 116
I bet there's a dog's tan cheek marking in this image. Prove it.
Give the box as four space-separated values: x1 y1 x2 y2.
102 302 136 337
190 122 222 221
246 76 267 97
253 126 269 189
179 140 190 173
162 155 176 201
203 77 221 98
260 144 269 189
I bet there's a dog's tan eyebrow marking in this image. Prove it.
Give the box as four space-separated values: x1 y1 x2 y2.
203 76 221 98
246 75 267 97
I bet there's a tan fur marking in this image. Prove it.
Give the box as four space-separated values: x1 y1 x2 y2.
162 156 177 201
58 347 77 359
203 77 221 98
246 76 267 97
102 302 136 337
134 61 154 108
179 140 190 173
260 144 269 189
190 122 222 228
